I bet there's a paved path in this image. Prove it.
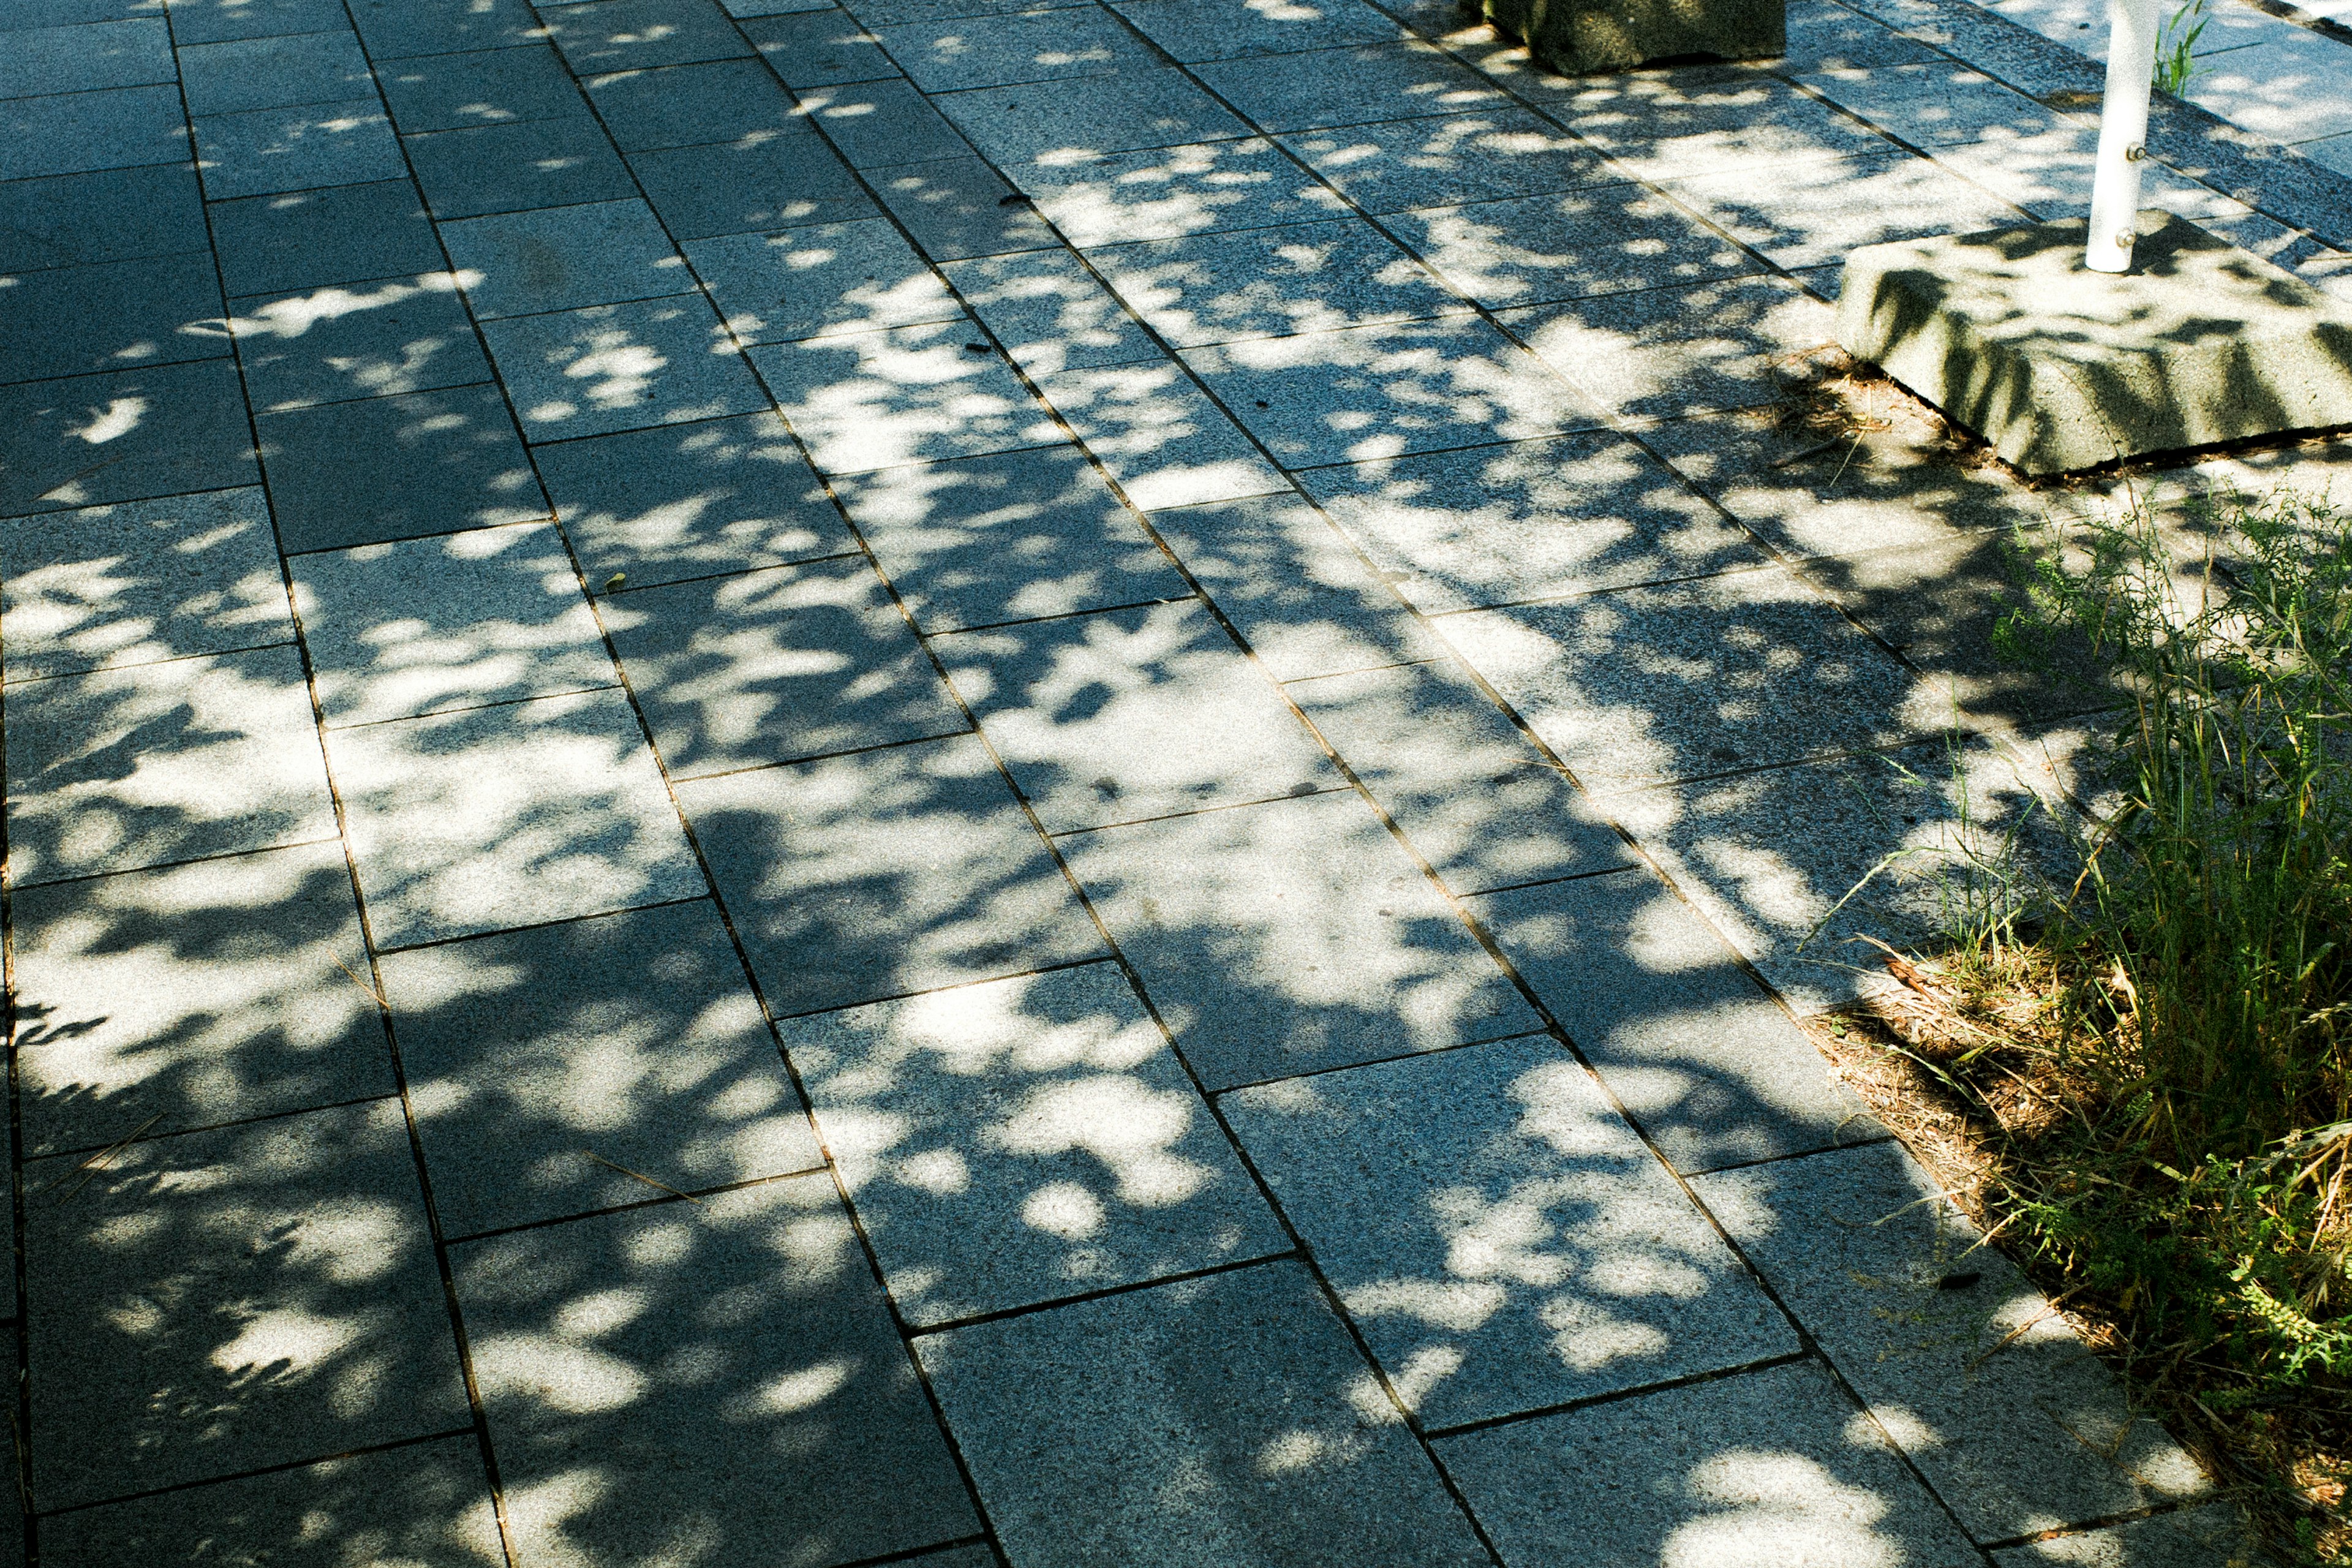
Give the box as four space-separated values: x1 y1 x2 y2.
3 0 2346 1563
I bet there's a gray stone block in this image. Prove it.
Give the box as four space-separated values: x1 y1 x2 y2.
6 645 336 886
873 9 1156 92
1012 137 1350 249
328 688 703 948
481 297 770 442
1107 0 1406 61
745 10 901 88
783 962 1288 1324
24 1101 467 1509
1283 110 1615 217
1186 315 1604 469
1436 1360 1983 1567
404 116 635 220
1297 431 1760 614
831 444 1188 632
1287 658 1630 894
232 273 491 412
350 0 541 58
1991 1504 2266 1567
796 75 975 168
676 733 1106 1016
167 0 349 43
177 29 375 116
628 129 880 238
583 58 798 151
1694 1141 2213 1540
0 252 228 386
1483 0 1784 72
0 163 206 272
0 361 257 516
543 0 754 72
747 322 1060 475
844 0 1091 21
1139 491 1444 679
1468 867 1882 1170
1 488 288 680
39 1436 499 1568
1669 148 2026 270
0 18 173 100
452 1175 979 1566
260 383 545 554
687 218 961 345
1501 273 1838 421
605 555 969 777
927 70 1250 168
939 251 1159 375
940 600 1337 831
208 179 444 296
1227 1037 1796 1426
1801 58 2057 146
0 84 187 182
1554 74 1883 183
1393 186 1759 312
12 839 388 1159
1031 360 1292 511
2 0 149 26
873 156 1060 262
291 521 615 726
192 100 407 200
1095 218 1466 349
1441 567 1924 793
534 410 856 591
917 1262 1492 1567
377 43 590 134
1063 790 1539 1089
442 199 695 320
1193 43 1508 135
1838 213 2352 474
382 900 826 1237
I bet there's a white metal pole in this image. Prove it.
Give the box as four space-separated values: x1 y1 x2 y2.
2086 0 2164 272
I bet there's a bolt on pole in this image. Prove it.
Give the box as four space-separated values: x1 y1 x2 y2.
2086 0 2164 272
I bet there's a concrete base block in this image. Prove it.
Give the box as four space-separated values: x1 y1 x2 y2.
1836 211 2352 475
1474 0 1784 74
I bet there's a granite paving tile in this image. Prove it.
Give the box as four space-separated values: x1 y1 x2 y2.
1436 1360 1983 1567
687 217 962 344
939 599 1338 831
230 272 491 412
0 361 258 516
454 1176 979 1566
404 116 636 219
676 733 1106 1016
1225 1038 1797 1426
844 0 1096 21
1010 137 1349 248
0 85 189 183
872 156 1061 260
1297 432 1760 614
605 554 970 777
5 644 336 887
1147 491 1446 679
0 487 290 681
1779 0 1948 70
483 296 772 443
873 9 1158 92
1800 58 2060 145
383 900 827 1237
0 163 206 272
0 252 228 386
1440 567 1927 794
0 0 152 26
292 522 615 727
23 1102 469 1509
1694 1142 2214 1540
168 0 350 43
1499 274 1839 421
1280 110 1617 216
328 688 706 948
1107 0 1406 59
1392 186 1758 312
1469 867 1882 1171
927 69 1252 167
584 58 801 151
1063 789 1539 1088
1287 658 1630 893
629 130 881 238
831 443 1189 631
207 179 444 296
1185 315 1603 469
746 8 902 86
748 321 1061 475
177 29 376 117
543 0 756 72
1092 217 1466 347
193 100 407 200
38 1439 501 1568
377 43 590 134
1665 149 2026 268
917 1262 1492 1567
940 250 1161 374
12 840 388 1159
349 0 543 57
1552 74 1890 182
0 18 174 100
796 75 977 167
1031 359 1292 510
260 383 545 554
783 962 1289 1324
536 410 856 591
1991 1504 2268 1567
1193 42 1509 133
442 200 695 320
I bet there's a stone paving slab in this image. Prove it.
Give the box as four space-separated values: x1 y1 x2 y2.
872 156 1063 260
1991 1503 2269 1566
443 199 695 321
1194 43 1510 134
1 253 228 388
0 362 260 516
1500 273 1838 421
748 9 902 88
194 99 409 201
927 69 1252 167
208 178 444 296
584 56 800 151
690 217 962 345
0 163 207 273
783 962 1289 1324
486 296 774 442
1109 0 1409 61
231 273 492 413
377 43 590 135
750 322 1061 475
0 85 189 183
1395 185 1760 311
0 18 174 101
405 115 636 219
1093 217 1468 347
262 382 545 554
176 0 355 44
1008 137 1353 248
1030 360 1293 511
630 130 881 237
942 250 1163 375
1281 109 1615 216
873 9 1160 92
178 31 377 118
917 1262 1493 1567
797 75 977 167
1225 1037 1796 1427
